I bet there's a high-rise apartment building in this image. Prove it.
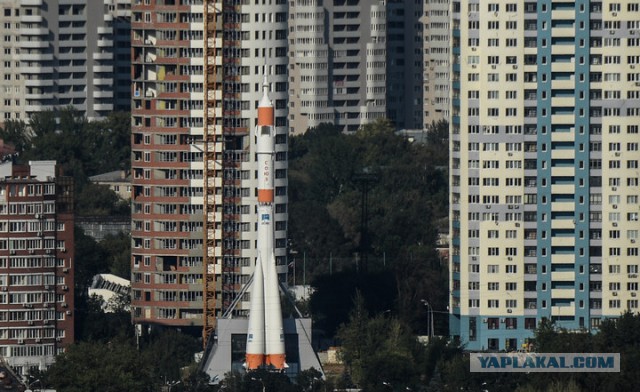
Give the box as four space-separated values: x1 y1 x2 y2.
423 0 450 124
450 0 640 351
130 0 288 339
287 0 424 134
0 0 131 122
0 160 75 376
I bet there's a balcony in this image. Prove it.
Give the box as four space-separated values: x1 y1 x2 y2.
19 27 48 36
20 0 43 6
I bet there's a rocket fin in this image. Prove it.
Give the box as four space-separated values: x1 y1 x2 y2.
245 253 266 370
264 252 286 370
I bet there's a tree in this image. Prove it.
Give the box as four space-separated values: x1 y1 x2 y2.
76 183 130 216
99 232 132 279
46 338 154 392
73 226 109 292
0 119 30 152
336 292 424 391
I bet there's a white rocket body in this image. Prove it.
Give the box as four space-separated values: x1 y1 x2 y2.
245 74 286 371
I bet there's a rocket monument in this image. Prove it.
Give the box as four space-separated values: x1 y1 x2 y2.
245 72 287 371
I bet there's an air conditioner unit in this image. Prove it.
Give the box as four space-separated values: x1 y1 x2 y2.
62 303 68 308
613 292 618 296
472 256 477 261
635 82 640 86
43 319 49 324
63 268 69 273
513 65 518 69
486 205 491 209
10 250 15 255
472 64 477 69
66 310 72 316
613 205 618 209
34 214 40 219
613 222 618 227
612 12 617 16
632 239 636 243
61 248 66 253
507 309 513 313
472 47 477 51
482 318 488 323
632 292 637 297
610 30 615 34
62 285 68 291
612 187 617 191
491 65 497 69
508 257 513 261
45 249 51 254
35 338 41 343
28 321 34 326
1 287 6 292
632 65 636 69
515 223 520 227
17 339 24 344
56 337 62 342
615 152 621 157
500 318 506 323
632 30 636 35
508 205 514 209
44 285 50 290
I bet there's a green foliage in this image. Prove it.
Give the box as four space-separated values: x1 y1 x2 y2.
0 119 31 152
336 292 425 391
290 119 448 298
14 108 131 210
45 338 154 392
141 329 202 383
433 314 640 392
75 294 132 343
76 183 130 216
98 232 132 279
74 226 109 292
309 269 396 337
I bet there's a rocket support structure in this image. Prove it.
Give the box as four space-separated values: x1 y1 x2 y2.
245 73 287 371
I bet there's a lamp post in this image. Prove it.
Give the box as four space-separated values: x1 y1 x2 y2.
420 299 434 338
25 378 41 392
166 380 181 392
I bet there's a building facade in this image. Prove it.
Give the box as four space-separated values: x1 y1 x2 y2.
0 161 74 376
287 0 425 134
0 0 130 122
130 0 288 339
450 0 640 350
423 0 450 124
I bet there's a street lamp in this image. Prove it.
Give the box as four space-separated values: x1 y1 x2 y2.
25 378 41 392
420 299 434 338
251 377 265 392
167 380 181 392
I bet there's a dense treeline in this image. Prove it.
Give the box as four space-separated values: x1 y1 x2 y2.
0 107 131 215
290 119 450 336
335 306 640 392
